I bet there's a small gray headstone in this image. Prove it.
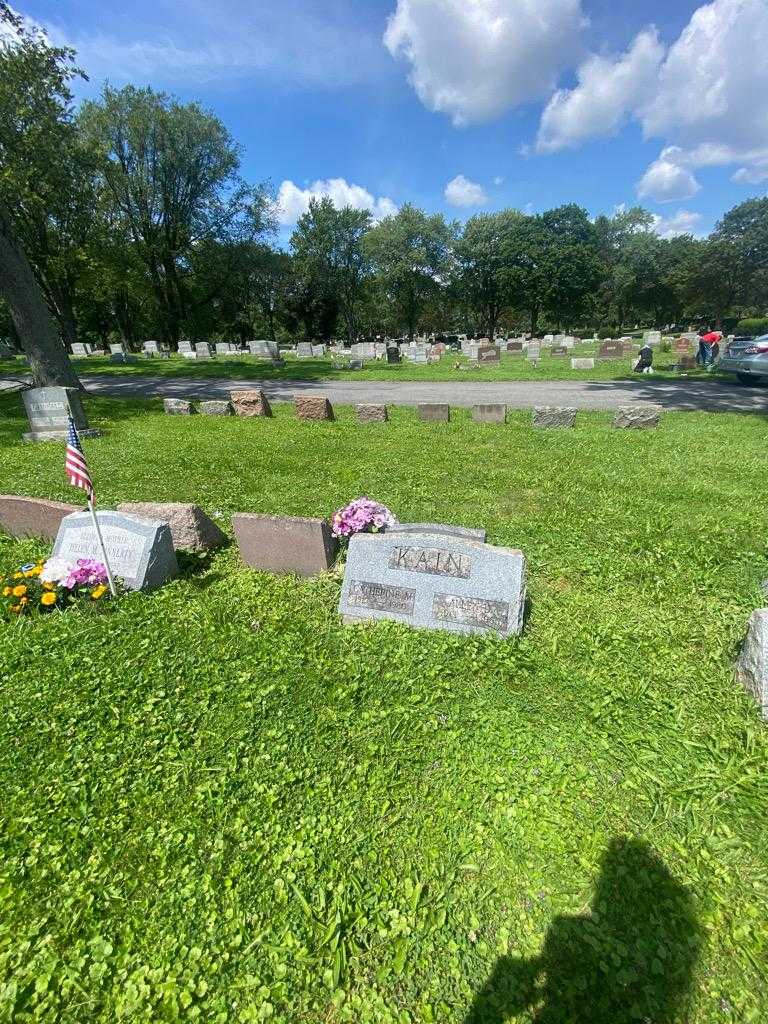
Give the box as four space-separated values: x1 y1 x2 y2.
527 342 542 362
570 357 594 370
472 404 506 424
311 344 326 357
532 407 577 429
736 609 768 719
164 398 194 415
612 405 662 429
22 386 101 442
297 342 313 359
418 404 450 422
198 399 232 416
339 530 525 636
53 510 178 592
71 343 90 357
195 343 212 360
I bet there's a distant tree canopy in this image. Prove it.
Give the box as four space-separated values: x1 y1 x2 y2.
2 10 768 385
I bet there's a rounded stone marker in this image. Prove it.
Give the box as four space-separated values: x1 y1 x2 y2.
612 405 662 429
295 396 334 420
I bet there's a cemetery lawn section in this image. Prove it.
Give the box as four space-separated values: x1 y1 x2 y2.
0 349 722 384
1 391 768 1023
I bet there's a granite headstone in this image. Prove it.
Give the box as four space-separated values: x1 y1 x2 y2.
22 386 101 442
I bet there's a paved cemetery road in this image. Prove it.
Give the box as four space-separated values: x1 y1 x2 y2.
73 373 768 414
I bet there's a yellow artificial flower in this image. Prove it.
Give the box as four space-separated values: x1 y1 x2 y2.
24 565 42 577
91 585 108 600
42 581 56 591
12 585 27 597
19 597 28 606
40 592 57 606
12 572 22 579
2 586 11 597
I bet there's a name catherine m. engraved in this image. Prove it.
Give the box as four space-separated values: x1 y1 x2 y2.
389 544 471 579
347 580 416 615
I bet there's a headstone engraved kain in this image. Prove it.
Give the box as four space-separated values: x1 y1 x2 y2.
339 529 526 636
52 511 178 591
22 386 101 442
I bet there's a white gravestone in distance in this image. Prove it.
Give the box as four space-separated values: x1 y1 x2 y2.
22 386 101 443
53 511 178 591
339 529 526 637
297 342 313 359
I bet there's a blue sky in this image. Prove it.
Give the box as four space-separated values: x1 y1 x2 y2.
16 0 768 242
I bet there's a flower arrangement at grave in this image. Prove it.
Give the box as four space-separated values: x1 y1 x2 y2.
1 556 117 618
331 497 397 540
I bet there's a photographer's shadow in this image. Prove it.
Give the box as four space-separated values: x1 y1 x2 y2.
465 838 702 1024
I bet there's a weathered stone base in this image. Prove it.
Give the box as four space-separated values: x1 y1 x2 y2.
418 403 450 422
357 403 388 423
295 396 334 420
198 400 232 416
119 501 227 551
23 428 102 443
612 405 662 429
163 398 195 415
472 404 506 424
230 389 272 417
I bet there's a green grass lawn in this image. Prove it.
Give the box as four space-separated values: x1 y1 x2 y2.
1 393 767 1022
0 345 718 384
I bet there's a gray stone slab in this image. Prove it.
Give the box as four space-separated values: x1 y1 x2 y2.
232 513 338 576
532 406 577 428
736 609 768 719
339 530 525 636
198 399 232 416
297 343 313 359
418 403 450 422
22 386 101 442
164 398 195 415
612 405 662 429
387 523 486 542
53 510 178 591
570 357 594 370
357 403 388 423
118 501 227 552
472 404 506 424
195 343 212 359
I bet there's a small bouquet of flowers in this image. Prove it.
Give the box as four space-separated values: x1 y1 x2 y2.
331 497 397 540
1 557 114 617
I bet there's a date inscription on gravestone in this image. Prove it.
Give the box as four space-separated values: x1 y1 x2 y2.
433 593 509 632
389 544 471 579
347 580 416 615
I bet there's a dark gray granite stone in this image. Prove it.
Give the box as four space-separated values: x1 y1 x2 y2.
53 510 178 591
418 404 450 422
532 406 577 429
339 529 525 636
612 405 662 429
22 386 101 442
736 609 768 719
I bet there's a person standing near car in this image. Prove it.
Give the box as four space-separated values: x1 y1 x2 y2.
701 329 722 368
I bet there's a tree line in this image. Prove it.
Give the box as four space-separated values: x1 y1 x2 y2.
2 6 768 386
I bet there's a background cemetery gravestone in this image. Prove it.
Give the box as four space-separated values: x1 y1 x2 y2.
613 405 662 429
295 396 334 420
163 398 194 415
550 346 568 358
386 347 402 364
338 529 526 636
532 407 577 429
0 496 78 541
598 341 623 359
70 343 90 357
477 344 500 363
232 514 338 576
118 502 226 552
418 404 450 422
297 343 313 359
311 344 326 357
22 386 101 442
506 341 523 353
674 338 694 354
472 404 506 424
357 404 388 423
53 511 178 591
527 341 542 362
199 400 232 416
388 523 486 542
571 357 595 370
195 343 212 360
643 330 662 346
678 354 697 370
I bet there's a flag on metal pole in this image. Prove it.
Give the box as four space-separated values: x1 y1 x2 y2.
65 416 117 597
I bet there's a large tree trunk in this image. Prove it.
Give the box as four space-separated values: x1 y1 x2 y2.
0 205 81 388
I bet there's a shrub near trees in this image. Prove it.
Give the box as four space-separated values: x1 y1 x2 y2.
3 5 768 387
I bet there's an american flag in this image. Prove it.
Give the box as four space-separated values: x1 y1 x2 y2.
65 416 93 498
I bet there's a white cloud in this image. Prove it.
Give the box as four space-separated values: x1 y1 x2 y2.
276 178 398 226
637 150 702 202
384 0 586 126
493 175 504 186
532 0 768 197
536 29 663 152
650 209 703 239
444 174 488 207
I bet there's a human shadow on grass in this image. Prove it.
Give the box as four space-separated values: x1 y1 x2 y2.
464 838 702 1024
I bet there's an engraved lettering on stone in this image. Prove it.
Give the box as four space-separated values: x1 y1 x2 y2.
347 580 416 615
389 545 471 579
57 526 144 577
432 593 509 632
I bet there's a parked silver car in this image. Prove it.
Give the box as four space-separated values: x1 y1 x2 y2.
718 335 768 384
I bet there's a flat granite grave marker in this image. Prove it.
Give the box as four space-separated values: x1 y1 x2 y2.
295 396 334 420
195 343 212 360
0 496 78 541
477 344 500 363
53 510 178 591
22 386 101 442
339 529 526 636
472 404 506 424
198 400 232 416
532 407 577 429
388 522 486 542
357 403 388 423
736 609 768 719
163 398 194 415
232 513 338 576
570 357 595 370
612 405 662 429
297 342 313 359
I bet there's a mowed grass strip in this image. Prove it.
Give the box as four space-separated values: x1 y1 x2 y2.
0 393 767 1023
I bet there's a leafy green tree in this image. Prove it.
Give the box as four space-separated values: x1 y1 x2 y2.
0 3 81 385
364 204 454 343
454 210 523 340
80 85 270 346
